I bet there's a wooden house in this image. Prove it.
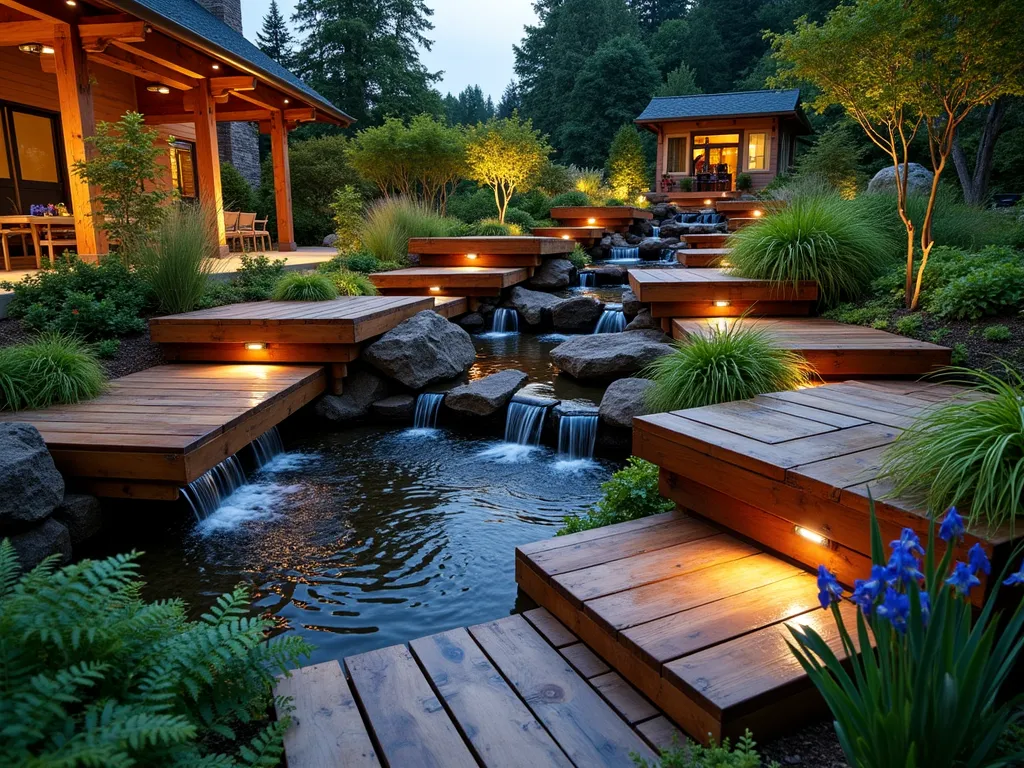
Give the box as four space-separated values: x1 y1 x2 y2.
635 89 811 199
0 0 352 258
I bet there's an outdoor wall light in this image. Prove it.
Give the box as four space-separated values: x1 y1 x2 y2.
19 42 54 55
713 300 731 307
795 525 829 546
146 83 171 94
245 342 267 351
66 0 77 6
283 99 290 104
212 63 220 70
465 253 478 260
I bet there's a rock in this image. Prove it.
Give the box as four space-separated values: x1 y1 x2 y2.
625 234 642 245
610 233 629 248
444 369 529 417
639 221 654 237
528 258 575 291
867 163 934 196
0 423 64 531
621 288 642 320
458 312 486 332
651 203 674 220
509 286 562 326
322 233 338 247
638 237 666 259
599 235 612 249
551 332 673 381
371 394 416 421
363 311 476 390
52 494 102 546
551 296 605 332
591 264 628 285
599 378 655 429
10 518 71 570
315 367 388 423
657 221 683 239
625 308 661 331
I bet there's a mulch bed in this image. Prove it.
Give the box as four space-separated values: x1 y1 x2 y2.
881 309 1024 372
760 718 849 767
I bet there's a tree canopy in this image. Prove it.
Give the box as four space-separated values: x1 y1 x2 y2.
607 125 650 201
443 85 495 126
256 0 294 66
465 114 552 223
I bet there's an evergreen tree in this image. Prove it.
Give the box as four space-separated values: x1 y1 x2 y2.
607 124 650 199
496 81 522 118
444 85 494 125
628 0 689 31
693 0 766 77
650 13 730 94
655 63 703 97
256 0 294 66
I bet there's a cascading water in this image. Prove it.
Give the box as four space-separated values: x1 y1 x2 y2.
504 401 546 445
608 246 640 262
651 225 660 238
251 427 284 468
558 413 599 460
413 392 444 429
579 271 596 287
594 304 626 333
491 308 519 334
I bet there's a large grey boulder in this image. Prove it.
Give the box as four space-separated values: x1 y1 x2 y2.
551 296 604 332
591 264 628 285
315 367 388 423
509 286 561 326
371 394 416 422
599 378 656 429
444 369 528 417
621 288 642 320
0 423 64 530
867 163 934 196
53 494 102 546
10 517 71 570
528 258 575 291
625 308 661 332
457 312 486 333
638 237 666 259
551 332 673 381
363 311 476 390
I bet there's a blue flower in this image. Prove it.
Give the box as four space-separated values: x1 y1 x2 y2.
891 528 925 557
967 543 991 576
817 565 844 609
946 561 981 596
1004 559 1024 586
887 547 924 585
918 591 931 626
876 587 910 632
850 564 889 615
938 506 965 542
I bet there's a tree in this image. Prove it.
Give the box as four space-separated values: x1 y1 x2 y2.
649 14 730 94
794 122 867 199
772 0 1024 309
496 81 522 118
558 36 659 168
444 85 494 126
655 63 702 97
72 111 168 257
607 125 650 200
256 0 294 66
465 114 552 223
952 98 1010 206
627 0 689 31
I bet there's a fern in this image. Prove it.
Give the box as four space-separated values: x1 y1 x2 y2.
0 544 312 767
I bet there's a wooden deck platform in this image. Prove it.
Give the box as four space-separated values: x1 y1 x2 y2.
0 364 325 500
531 226 606 245
649 190 741 205
274 609 680 767
680 233 732 248
551 206 653 232
673 318 951 377
628 267 818 318
633 380 1013 603
371 266 530 296
675 248 730 268
516 510 863 744
410 236 575 268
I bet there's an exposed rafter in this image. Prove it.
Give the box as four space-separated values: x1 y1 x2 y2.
79 20 146 53
89 45 195 90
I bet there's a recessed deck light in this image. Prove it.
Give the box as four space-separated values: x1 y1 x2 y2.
466 253 478 260
429 286 441 292
753 210 763 217
703 199 712 206
245 342 267 351
561 235 570 240
713 300 731 308
795 526 829 546
587 217 596 224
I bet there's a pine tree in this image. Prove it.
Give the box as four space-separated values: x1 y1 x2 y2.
650 13 730 94
496 81 522 118
607 124 650 199
655 63 702 97
256 0 294 66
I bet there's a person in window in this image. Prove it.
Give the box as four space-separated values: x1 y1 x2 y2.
694 155 706 174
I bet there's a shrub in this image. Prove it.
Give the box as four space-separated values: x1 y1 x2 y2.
0 541 310 766
503 207 536 230
793 123 866 199
220 161 256 212
728 189 896 306
603 198 626 206
470 218 522 236
537 162 575 195
330 185 364 253
894 314 923 338
510 188 551 220
607 124 649 201
343 252 381 274
824 297 899 327
735 172 753 192
793 507 1024 768
644 322 815 412
632 730 778 767
200 254 286 307
926 258 1024 320
93 338 120 358
951 342 969 365
272 272 338 301
567 166 604 199
678 177 694 192
549 190 591 208
135 204 217 314
880 364 1024 530
568 244 591 270
330 270 378 296
359 197 459 263
929 327 951 343
0 333 106 410
1 257 149 339
447 187 499 223
558 458 673 535
983 324 1011 342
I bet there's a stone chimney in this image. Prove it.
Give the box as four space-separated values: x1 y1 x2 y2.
194 0 262 191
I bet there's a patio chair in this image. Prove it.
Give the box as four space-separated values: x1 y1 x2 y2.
234 212 257 253
223 211 241 252
253 216 271 252
1 225 32 271
38 224 76 267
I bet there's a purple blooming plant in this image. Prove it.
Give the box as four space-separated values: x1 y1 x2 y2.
788 502 1024 768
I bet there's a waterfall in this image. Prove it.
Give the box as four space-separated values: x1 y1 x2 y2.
491 308 519 334
579 271 595 287
608 246 640 262
558 413 598 460
504 401 546 445
651 225 660 238
251 426 284 469
413 393 444 429
594 304 626 334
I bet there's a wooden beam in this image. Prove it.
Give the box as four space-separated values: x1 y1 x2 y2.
0 0 75 24
210 75 256 94
269 109 295 252
89 47 196 90
79 20 146 52
145 109 269 125
231 81 292 112
192 80 228 256
113 30 218 80
0 19 54 44
52 22 102 258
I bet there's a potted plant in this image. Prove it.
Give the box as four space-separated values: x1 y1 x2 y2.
736 173 753 192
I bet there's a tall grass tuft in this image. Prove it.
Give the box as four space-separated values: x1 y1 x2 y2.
358 197 461 263
0 332 106 410
729 188 896 307
880 364 1024 532
271 272 338 301
330 270 379 296
643 321 815 412
135 203 218 314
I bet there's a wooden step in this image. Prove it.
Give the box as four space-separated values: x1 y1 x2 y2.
680 233 732 248
410 236 573 268
675 248 730 268
728 217 760 231
433 295 469 318
370 266 530 296
713 200 779 215
627 267 817 317
531 226 606 244
551 206 653 231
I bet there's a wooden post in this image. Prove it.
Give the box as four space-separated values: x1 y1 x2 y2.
269 109 296 252
52 23 104 259
192 79 229 256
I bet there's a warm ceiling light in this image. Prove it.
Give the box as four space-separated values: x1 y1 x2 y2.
19 42 53 55
429 286 441 292
146 83 171 94
713 300 731 307
587 217 596 224
66 0 77 5
795 525 829 546
212 63 220 70
244 342 266 351
283 98 290 104
465 253 478 260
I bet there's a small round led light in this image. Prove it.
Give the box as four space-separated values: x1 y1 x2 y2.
703 199 712 206
587 217 596 224
212 63 220 70
465 253 478 260
429 286 441 292
753 209 763 217
561 235 570 240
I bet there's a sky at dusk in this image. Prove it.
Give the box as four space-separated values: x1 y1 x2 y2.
241 0 538 102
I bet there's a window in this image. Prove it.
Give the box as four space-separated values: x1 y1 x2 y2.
13 112 59 182
693 133 740 145
169 141 197 200
0 103 67 215
666 137 686 173
747 132 767 171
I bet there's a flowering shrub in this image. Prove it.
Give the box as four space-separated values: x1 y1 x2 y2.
791 505 1024 768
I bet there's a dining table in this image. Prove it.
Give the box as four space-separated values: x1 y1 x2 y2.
0 215 76 269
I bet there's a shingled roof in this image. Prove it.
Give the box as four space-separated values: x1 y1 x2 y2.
636 89 807 129
108 0 353 124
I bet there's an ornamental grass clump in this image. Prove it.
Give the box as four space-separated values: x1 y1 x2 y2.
358 197 460 263
135 203 218 314
271 272 338 302
794 506 1024 768
728 189 895 307
0 332 106 411
643 321 814 412
880 364 1024 532
329 269 378 296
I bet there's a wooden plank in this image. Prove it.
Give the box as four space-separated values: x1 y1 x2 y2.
590 671 658 724
637 716 684 752
676 400 838 444
410 628 573 768
550 206 653 221
523 607 577 648
346 643 478 768
469 615 658 766
517 510 684 557
560 642 611 678
274 661 380 768
408 236 575 256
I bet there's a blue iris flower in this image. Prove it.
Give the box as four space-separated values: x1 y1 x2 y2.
918 591 931 626
876 587 910 633
946 561 981 596
850 564 889 615
967 543 991 576
817 565 844 609
1004 559 1024 586
938 506 965 542
887 547 924 585
891 528 925 557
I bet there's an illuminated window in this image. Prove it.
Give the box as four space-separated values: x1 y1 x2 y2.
692 133 740 145
0 121 9 180
169 141 197 200
0 104 67 215
666 137 685 173
747 132 767 171
13 111 59 182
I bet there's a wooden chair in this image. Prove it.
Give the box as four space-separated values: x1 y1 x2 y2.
1 225 32 271
234 212 257 253
223 211 240 252
38 222 76 267
253 217 271 252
